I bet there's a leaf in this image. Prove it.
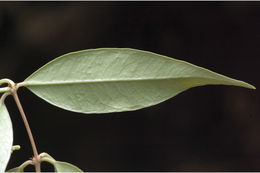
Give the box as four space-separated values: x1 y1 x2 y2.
39 152 83 172
20 48 255 114
0 102 13 172
53 161 83 172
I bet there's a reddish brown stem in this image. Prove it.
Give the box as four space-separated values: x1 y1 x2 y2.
11 87 41 172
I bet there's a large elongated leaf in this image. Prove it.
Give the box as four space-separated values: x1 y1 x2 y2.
20 48 255 114
0 102 13 172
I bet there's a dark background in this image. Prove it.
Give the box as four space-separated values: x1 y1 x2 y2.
0 1 259 171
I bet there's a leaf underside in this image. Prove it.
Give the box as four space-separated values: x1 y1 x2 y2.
22 48 255 114
0 103 13 172
53 161 83 172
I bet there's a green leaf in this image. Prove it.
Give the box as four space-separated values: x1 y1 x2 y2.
39 152 83 172
20 48 255 114
53 161 83 172
0 102 13 172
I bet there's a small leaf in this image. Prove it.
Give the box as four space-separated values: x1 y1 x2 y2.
21 48 255 114
0 102 13 172
53 161 83 172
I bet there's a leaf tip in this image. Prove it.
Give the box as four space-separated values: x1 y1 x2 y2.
242 82 256 90
227 77 256 90
250 85 256 90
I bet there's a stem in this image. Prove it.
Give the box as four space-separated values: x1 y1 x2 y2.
40 157 55 165
11 88 41 172
19 160 33 171
0 92 10 104
0 78 14 93
0 87 10 93
0 78 15 86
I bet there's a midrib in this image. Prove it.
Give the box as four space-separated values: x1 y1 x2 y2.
21 76 196 86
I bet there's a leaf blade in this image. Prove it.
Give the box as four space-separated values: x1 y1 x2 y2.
53 161 83 172
0 102 13 172
22 48 255 114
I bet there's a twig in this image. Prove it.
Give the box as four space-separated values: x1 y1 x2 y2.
11 86 41 172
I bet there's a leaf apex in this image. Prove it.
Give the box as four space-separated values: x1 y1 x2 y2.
239 81 256 90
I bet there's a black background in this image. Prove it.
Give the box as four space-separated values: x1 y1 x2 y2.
0 1 259 171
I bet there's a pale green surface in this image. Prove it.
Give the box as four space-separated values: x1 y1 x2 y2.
21 48 255 114
0 103 13 172
40 152 83 172
53 161 83 172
